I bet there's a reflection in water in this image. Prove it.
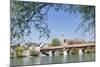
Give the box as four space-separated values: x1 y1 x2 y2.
49 56 52 63
79 54 84 61
63 54 68 63
10 53 95 66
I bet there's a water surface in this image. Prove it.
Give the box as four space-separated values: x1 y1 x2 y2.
10 53 95 66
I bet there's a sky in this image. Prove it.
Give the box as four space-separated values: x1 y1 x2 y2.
23 4 94 44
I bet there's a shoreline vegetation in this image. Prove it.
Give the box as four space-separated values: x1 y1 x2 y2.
10 38 95 58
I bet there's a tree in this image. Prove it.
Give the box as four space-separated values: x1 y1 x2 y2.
11 0 51 43
11 0 95 44
15 45 24 57
51 38 60 46
74 6 95 37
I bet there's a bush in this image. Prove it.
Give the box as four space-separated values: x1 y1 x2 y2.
51 38 61 46
15 46 24 57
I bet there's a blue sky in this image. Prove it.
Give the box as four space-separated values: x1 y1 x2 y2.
25 6 93 44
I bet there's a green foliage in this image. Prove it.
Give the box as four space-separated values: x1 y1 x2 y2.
15 46 24 57
51 38 60 46
11 0 51 43
75 6 95 37
11 0 95 44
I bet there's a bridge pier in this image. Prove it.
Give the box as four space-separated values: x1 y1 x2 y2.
79 48 84 55
67 49 70 55
49 51 55 56
63 49 69 55
63 50 68 55
49 51 52 56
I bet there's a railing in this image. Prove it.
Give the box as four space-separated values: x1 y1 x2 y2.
40 43 95 52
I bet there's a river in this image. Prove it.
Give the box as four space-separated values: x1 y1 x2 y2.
10 53 95 66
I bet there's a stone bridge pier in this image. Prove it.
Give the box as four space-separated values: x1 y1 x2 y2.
78 48 85 55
